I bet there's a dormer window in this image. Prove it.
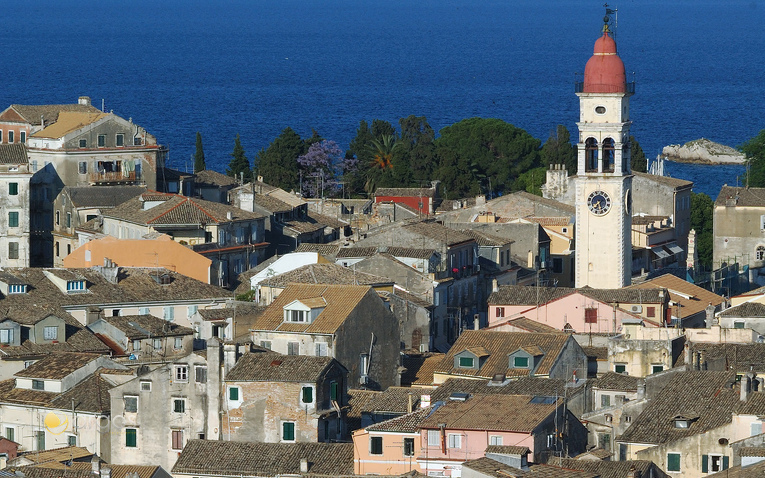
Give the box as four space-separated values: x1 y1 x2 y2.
66 280 86 293
454 346 489 370
514 356 529 368
8 284 27 294
283 298 326 324
459 357 474 368
674 419 690 429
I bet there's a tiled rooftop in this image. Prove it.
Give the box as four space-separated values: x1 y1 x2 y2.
15 353 103 380
263 263 392 289
628 274 724 320
99 314 193 338
225 352 340 382
365 406 435 433
0 143 28 164
593 372 641 392
64 186 146 208
104 193 265 226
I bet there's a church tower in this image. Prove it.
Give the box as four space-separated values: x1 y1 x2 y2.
574 15 633 288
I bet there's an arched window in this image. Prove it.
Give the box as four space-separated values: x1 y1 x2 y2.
602 138 615 172
757 245 765 261
585 138 598 172
622 143 630 173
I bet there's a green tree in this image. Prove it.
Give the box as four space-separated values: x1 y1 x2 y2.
434 118 541 198
690 192 714 268
630 135 648 173
345 119 399 196
398 115 437 183
227 134 252 181
541 125 577 174
193 132 206 173
742 129 765 187
516 166 548 196
254 127 305 191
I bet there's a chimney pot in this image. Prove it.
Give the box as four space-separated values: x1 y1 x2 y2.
78 96 91 106
300 459 309 473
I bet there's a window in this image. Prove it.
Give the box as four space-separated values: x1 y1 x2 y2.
66 280 85 292
66 212 71 228
282 422 295 442
55 211 60 226
79 139 87 148
260 340 272 350
758 246 765 261
427 430 439 446
489 435 503 446
647 306 656 318
552 257 563 274
404 437 415 456
667 452 681 472
4 427 14 442
601 394 611 407
703 454 728 473
514 356 529 368
9 242 19 260
187 305 198 318
140 381 152 392
8 212 19 228
615 364 627 374
35 430 44 450
153 338 162 350
459 356 474 368
78 161 88 175
164 307 175 321
735 321 745 329
448 433 462 449
0 329 13 344
139 307 150 315
195 366 207 383
9 183 18 195
370 436 383 455
229 387 239 401
315 343 328 356
98 134 105 147
652 364 664 374
174 337 183 349
330 381 339 401
124 396 138 413
287 342 299 355
116 134 124 146
9 284 25 293
302 386 313 404
171 430 183 450
8 131 13 143
496 307 505 318
174 365 188 382
43 326 58 340
173 398 186 413
288 310 306 322
125 428 137 448
132 339 141 351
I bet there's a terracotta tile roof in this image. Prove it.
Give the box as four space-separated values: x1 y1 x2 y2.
336 247 377 258
705 459 765 477
100 314 193 338
64 186 146 208
0 143 28 164
547 458 662 478
486 445 530 456
171 440 354 476
264 263 392 288
365 405 435 433
503 317 564 334
11 465 162 478
401 353 443 387
14 446 93 465
527 464 599 478
404 221 474 246
460 229 513 246
364 386 421 414
283 218 325 235
690 342 765 373
739 446 765 457
198 303 265 321
488 285 666 307
5 103 101 125
431 377 576 402
461 457 526 478
308 210 347 229
104 193 265 226
31 111 108 139
252 283 374 335
434 330 573 379
628 274 724 320
295 243 341 256
720 301 765 318
225 352 340 382
525 216 573 227
617 371 738 445
420 394 561 432
375 187 436 198
347 389 380 431
593 372 641 391
194 170 238 187
633 171 693 189
0 370 115 414
384 247 438 259
15 353 102 379
716 186 765 207
252 193 294 213
582 346 608 361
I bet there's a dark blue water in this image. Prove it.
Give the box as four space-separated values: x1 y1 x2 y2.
1 0 762 198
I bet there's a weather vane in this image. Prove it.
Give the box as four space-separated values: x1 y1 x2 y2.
603 4 618 39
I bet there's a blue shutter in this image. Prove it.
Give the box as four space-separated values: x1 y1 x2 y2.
723 456 729 470
701 455 708 473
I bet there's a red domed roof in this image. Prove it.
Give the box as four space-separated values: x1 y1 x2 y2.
583 32 626 93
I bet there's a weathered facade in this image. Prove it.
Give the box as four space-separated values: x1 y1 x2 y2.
0 144 31 267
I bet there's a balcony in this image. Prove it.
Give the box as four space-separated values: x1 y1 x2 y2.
575 81 635 94
89 171 142 184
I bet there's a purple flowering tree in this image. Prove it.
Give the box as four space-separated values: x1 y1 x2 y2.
297 140 356 198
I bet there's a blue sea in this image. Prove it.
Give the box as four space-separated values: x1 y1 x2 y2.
1 0 763 198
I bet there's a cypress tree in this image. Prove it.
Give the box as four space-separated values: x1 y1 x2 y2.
193 132 206 173
227 134 252 181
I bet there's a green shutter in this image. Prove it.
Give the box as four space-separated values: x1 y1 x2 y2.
668 453 680 472
229 387 239 401
723 456 729 470
330 381 338 401
126 428 137 448
302 386 313 403
701 454 708 473
283 422 295 441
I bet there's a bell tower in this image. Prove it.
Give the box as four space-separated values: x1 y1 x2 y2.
574 13 634 288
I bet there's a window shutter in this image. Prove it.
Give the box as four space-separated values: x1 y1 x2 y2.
701 455 708 473
723 456 729 470
585 308 598 324
302 386 313 403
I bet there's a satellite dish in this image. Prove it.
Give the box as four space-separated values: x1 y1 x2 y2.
129 354 137 361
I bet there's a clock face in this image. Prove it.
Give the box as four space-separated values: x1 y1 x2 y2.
587 190 611 216
625 189 632 216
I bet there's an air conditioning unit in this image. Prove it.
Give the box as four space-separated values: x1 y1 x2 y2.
630 305 643 313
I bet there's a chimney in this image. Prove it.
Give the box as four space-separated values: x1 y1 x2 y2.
91 455 101 475
78 96 91 106
206 337 222 439
223 342 237 375
492 279 499 293
476 195 486 206
101 467 111 478
407 394 413 414
474 314 480 330
226 211 233 221
705 303 716 328
757 377 765 392
636 380 646 400
626 464 639 478
741 373 754 401
300 459 309 473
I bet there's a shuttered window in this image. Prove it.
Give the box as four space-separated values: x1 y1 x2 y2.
171 430 183 450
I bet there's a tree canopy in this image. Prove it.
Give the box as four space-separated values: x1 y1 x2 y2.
297 140 354 198
630 135 647 173
541 125 577 174
742 129 765 187
227 134 252 181
254 127 304 191
194 132 206 173
690 192 714 268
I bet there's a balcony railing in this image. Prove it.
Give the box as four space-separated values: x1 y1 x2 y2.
575 81 635 94
89 171 141 184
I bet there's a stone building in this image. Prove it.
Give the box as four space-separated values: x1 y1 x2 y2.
714 186 765 284
0 144 31 267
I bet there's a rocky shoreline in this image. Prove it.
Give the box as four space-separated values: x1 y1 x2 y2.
662 138 746 165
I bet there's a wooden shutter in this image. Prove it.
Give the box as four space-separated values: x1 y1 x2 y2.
585 308 598 324
701 455 708 473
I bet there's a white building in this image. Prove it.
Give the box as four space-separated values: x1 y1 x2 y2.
0 144 31 267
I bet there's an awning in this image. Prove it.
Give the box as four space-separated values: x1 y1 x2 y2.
652 247 670 259
667 243 684 255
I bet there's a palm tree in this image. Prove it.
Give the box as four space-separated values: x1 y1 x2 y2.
369 134 399 170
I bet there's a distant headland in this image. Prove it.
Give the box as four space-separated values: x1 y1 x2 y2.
662 138 746 165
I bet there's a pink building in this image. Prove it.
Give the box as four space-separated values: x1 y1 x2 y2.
487 285 668 334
